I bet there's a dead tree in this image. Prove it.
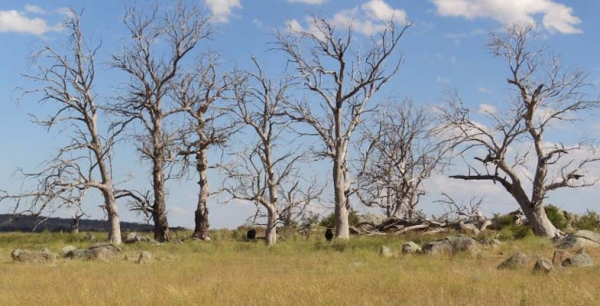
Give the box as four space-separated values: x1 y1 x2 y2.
110 2 212 241
173 52 235 241
276 15 411 239
356 100 451 219
71 211 86 234
224 58 303 246
6 10 128 244
436 24 600 238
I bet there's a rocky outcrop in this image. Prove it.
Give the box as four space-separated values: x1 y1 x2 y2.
65 243 121 261
401 242 421 254
422 236 479 256
562 249 594 267
557 230 600 249
11 248 57 264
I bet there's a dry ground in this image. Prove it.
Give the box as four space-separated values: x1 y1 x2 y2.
0 231 598 306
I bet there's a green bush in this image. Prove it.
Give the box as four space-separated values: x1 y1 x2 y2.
497 225 534 240
544 204 567 230
492 213 515 229
319 211 359 228
492 212 534 240
574 210 600 231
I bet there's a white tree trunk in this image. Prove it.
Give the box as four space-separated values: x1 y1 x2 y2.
266 207 278 246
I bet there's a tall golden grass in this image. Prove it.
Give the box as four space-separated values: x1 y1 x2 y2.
0 231 598 306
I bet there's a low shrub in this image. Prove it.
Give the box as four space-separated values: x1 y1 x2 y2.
574 210 600 231
544 204 567 230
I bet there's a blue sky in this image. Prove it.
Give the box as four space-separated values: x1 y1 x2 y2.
1 0 599 229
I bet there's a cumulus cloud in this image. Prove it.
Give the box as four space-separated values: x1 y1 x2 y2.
431 0 582 34
286 0 328 4
0 9 57 35
204 0 242 23
287 0 408 36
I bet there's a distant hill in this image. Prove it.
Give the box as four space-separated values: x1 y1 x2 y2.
0 214 159 233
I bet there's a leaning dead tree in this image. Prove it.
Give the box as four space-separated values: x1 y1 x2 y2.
110 2 212 241
173 52 235 241
436 24 600 238
276 15 411 239
356 100 451 219
224 58 303 246
5 11 127 244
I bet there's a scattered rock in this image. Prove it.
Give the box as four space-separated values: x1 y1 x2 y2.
402 241 421 254
423 236 480 256
498 252 529 270
89 242 121 253
124 232 152 244
379 246 393 258
65 243 121 261
11 248 56 264
60 245 78 257
137 251 152 264
552 249 573 267
449 236 479 255
66 249 92 259
82 233 96 241
422 239 452 256
533 258 553 274
562 253 594 267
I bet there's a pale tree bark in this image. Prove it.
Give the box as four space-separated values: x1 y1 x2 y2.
356 100 451 219
276 15 411 239
437 24 600 238
224 58 303 246
173 53 235 241
110 2 211 242
6 11 126 244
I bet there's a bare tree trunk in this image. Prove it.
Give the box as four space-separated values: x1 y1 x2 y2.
525 205 560 238
103 190 122 244
333 159 350 239
266 206 277 246
152 157 170 242
193 148 210 240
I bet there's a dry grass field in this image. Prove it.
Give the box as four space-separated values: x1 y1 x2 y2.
1 230 599 306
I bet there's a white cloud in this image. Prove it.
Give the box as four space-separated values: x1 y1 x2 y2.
478 86 489 93
0 9 55 35
287 0 408 36
437 76 450 84
286 0 328 4
204 0 242 23
24 5 45 14
431 0 582 34
478 103 496 115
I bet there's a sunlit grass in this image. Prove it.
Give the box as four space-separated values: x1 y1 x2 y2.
0 231 599 305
